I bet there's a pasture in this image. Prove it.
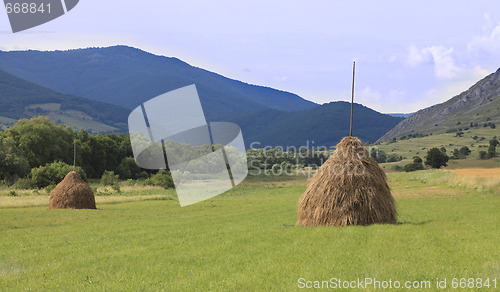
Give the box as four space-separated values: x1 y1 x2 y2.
0 170 499 290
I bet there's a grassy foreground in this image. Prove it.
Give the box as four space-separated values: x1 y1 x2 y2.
0 172 499 290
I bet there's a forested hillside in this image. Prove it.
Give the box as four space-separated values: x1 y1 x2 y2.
0 69 129 132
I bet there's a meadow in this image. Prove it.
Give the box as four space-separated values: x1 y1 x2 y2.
0 169 498 291
375 126 499 165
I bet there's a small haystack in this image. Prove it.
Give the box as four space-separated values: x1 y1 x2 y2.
297 136 397 226
49 171 96 209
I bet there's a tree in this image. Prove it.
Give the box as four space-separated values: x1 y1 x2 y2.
370 148 387 163
459 146 471 157
451 148 460 159
487 139 498 158
116 157 144 179
425 148 449 169
5 117 73 168
0 136 29 185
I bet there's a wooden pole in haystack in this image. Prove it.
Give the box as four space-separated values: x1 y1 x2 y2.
73 140 76 171
349 61 355 137
296 61 397 226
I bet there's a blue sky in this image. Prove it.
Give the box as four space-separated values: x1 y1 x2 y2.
1 1 500 113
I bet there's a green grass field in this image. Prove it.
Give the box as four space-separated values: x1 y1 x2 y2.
1 171 498 291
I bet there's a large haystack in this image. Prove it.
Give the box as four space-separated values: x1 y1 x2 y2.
297 136 396 226
49 171 96 209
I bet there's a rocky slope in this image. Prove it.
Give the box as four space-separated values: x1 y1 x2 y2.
377 68 500 143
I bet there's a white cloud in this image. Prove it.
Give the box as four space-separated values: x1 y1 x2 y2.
482 13 494 32
273 76 288 82
472 65 490 79
428 46 462 80
467 22 500 56
407 45 462 80
357 87 382 102
406 45 431 67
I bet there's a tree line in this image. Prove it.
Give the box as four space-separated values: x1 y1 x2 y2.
0 117 144 186
2 117 498 187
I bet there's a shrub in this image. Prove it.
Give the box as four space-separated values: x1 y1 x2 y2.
401 156 424 172
29 161 86 189
101 170 119 186
370 148 387 163
403 162 424 172
386 154 402 163
8 190 17 197
145 169 174 189
271 164 281 174
478 151 487 159
392 165 403 172
44 184 56 194
13 177 36 189
459 146 471 157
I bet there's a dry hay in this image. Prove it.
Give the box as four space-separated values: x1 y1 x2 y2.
49 171 96 209
297 136 396 226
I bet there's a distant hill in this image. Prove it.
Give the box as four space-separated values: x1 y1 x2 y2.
227 101 404 148
387 113 412 118
377 67 500 143
0 46 402 147
0 46 317 120
0 69 129 133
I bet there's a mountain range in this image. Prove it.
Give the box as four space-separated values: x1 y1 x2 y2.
0 69 129 132
377 67 500 143
0 46 404 147
0 46 316 119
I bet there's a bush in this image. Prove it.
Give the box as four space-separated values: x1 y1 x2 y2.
403 162 424 172
370 148 387 163
44 184 56 194
478 151 487 159
13 177 36 189
29 161 86 189
392 165 403 172
101 170 119 186
144 169 174 189
386 154 402 163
